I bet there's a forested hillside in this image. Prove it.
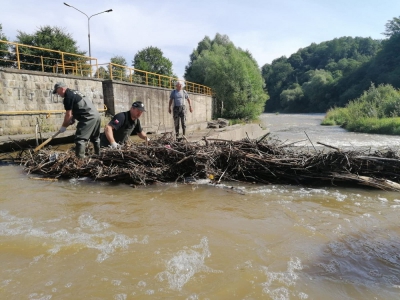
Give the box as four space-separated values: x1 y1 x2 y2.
262 17 400 113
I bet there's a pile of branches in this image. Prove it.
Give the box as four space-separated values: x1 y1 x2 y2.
14 135 400 191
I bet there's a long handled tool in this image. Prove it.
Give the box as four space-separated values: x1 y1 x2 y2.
34 131 61 152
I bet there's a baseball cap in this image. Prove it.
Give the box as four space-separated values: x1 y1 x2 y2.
52 82 67 94
132 101 146 112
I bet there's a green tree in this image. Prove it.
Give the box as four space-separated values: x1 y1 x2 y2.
262 36 381 112
185 34 268 119
132 46 173 76
301 69 334 111
0 24 9 67
184 36 212 82
14 26 85 72
280 83 305 112
132 46 174 87
383 16 400 37
262 57 294 111
185 33 234 83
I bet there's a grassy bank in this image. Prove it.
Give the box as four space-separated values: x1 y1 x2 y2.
322 83 400 135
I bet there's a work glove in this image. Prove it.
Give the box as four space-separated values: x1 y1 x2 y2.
110 142 120 149
59 126 67 133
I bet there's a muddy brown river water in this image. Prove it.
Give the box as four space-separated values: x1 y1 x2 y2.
0 113 399 299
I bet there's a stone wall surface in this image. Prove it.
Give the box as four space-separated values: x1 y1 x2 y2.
103 80 213 133
0 69 213 135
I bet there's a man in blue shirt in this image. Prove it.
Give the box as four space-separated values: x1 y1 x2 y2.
168 81 193 137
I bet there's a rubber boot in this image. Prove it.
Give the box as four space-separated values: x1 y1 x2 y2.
182 129 186 136
93 141 100 155
75 143 86 158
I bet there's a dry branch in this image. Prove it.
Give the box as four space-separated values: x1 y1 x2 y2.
11 135 400 191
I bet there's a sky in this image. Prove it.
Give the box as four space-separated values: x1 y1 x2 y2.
1 0 399 79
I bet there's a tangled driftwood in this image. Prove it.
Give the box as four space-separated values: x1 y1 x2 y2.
12 134 400 191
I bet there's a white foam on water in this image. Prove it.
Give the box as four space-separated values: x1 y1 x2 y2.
193 179 211 185
0 210 148 262
292 188 330 196
28 293 52 300
30 254 45 266
78 214 111 232
156 237 222 291
261 257 306 300
113 293 127 300
298 291 309 299
331 192 347 202
321 211 340 218
208 183 246 195
111 280 121 286
45 281 53 286
1 279 12 288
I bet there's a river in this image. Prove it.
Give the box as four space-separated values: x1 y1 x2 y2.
0 114 399 300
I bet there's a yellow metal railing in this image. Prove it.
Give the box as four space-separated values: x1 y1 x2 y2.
0 40 96 77
0 40 212 96
103 63 213 96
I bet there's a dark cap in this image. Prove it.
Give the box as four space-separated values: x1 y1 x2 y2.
52 82 67 94
132 101 146 112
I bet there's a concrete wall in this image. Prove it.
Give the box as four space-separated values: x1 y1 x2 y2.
0 69 104 135
0 69 213 135
102 80 213 133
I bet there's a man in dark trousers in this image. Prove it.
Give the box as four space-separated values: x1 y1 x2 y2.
53 82 101 158
168 81 193 137
100 101 149 148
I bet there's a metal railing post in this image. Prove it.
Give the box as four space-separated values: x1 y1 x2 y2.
95 59 99 78
61 53 65 74
16 44 20 69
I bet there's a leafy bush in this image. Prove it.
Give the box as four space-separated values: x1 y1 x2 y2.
321 107 349 125
321 83 400 134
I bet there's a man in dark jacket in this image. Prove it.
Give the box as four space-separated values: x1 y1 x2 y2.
100 101 149 148
53 82 101 158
